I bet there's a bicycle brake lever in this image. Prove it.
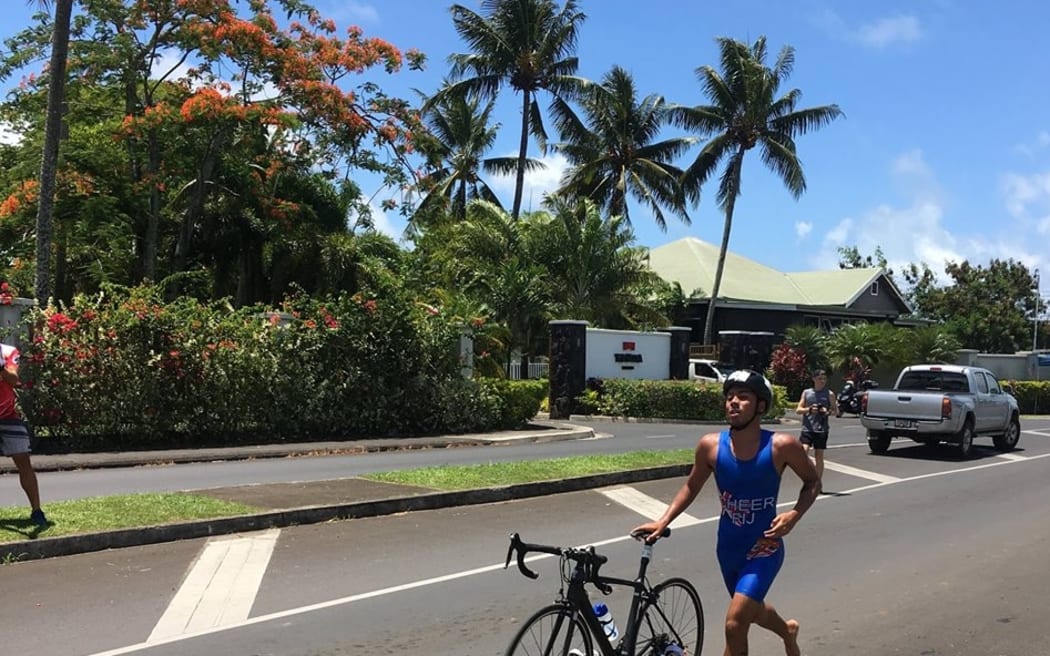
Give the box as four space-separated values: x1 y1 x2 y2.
506 533 539 578
517 548 538 579
505 533 518 570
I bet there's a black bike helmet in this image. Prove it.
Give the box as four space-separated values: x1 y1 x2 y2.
723 369 774 409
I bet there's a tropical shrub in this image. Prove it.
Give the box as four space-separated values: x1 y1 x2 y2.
479 378 547 428
1008 380 1050 415
15 283 526 449
580 378 789 421
768 343 810 401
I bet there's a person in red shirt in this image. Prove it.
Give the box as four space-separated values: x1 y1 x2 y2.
1 342 47 526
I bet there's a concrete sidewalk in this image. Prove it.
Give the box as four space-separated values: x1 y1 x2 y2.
0 420 688 562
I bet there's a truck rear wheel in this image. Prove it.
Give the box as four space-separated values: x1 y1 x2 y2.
993 416 1020 452
956 419 974 459
868 430 891 454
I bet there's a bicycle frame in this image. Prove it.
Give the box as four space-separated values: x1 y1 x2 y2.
506 530 671 656
564 538 658 655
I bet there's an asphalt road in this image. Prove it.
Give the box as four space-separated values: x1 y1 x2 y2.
2 417 1049 655
0 416 944 504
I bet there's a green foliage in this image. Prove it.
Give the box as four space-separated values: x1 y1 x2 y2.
480 378 547 428
671 35 842 344
1006 380 1050 415
904 259 1038 353
444 0 587 218
549 65 692 230
15 283 516 447
768 343 809 401
584 378 788 421
824 322 893 373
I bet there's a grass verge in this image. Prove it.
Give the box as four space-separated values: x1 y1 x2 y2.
0 494 256 544
363 449 693 490
0 449 694 544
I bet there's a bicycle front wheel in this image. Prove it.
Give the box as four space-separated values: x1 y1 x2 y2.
635 577 703 656
505 603 594 656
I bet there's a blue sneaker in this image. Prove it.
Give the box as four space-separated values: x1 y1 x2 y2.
30 509 48 527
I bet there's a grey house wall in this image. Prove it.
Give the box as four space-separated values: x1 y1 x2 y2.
848 282 906 315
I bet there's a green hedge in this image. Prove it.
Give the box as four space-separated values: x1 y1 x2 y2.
1011 380 1050 415
582 378 790 422
14 284 537 449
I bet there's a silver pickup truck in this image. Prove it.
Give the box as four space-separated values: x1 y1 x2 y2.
859 364 1021 458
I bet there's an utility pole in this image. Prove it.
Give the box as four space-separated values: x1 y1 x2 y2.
1034 268 1041 352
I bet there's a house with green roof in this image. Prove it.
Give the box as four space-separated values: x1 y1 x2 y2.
646 237 913 347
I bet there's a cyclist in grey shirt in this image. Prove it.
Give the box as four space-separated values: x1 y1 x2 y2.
794 369 837 482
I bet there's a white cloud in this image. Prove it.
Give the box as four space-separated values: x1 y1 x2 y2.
855 15 922 49
814 150 961 285
1001 171 1050 218
1012 131 1050 157
817 150 1050 295
365 202 407 242
816 11 922 50
795 221 813 238
488 152 569 212
0 122 19 146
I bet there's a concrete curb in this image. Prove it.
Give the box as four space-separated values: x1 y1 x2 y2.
0 463 689 562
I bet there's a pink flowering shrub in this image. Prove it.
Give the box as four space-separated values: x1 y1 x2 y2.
16 283 527 448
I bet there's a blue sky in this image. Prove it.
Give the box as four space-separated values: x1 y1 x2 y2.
3 1 1049 299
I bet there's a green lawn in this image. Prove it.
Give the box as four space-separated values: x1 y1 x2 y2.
0 449 694 545
0 494 256 544
364 449 694 490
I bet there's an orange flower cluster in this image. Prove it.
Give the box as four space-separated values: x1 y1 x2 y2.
0 179 40 219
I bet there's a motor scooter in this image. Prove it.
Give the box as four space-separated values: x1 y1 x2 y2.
836 377 879 416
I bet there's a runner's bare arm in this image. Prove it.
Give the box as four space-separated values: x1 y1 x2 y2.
765 433 821 538
632 433 716 540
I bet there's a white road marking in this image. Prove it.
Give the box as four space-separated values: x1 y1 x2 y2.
995 452 1027 461
599 486 701 528
86 452 1050 656
822 460 902 484
1024 429 1050 437
644 434 676 439
147 529 280 643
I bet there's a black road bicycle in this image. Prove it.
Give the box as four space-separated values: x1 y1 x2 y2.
503 529 704 656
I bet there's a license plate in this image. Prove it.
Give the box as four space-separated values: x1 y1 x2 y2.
894 419 916 429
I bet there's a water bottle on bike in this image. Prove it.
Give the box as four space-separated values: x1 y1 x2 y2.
593 602 620 642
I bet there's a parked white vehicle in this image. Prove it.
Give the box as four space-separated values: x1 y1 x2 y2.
688 359 731 384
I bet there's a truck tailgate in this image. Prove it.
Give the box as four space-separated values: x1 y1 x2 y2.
864 390 945 421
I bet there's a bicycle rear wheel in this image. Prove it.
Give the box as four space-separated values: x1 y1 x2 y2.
634 577 703 656
505 603 594 656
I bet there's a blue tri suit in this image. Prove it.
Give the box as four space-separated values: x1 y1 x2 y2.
714 429 784 602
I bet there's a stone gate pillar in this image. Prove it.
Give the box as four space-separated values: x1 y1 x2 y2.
661 326 692 380
548 320 588 419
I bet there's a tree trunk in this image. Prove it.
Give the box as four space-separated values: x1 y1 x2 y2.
510 89 531 219
170 130 225 298
142 129 162 280
702 153 745 345
33 0 74 305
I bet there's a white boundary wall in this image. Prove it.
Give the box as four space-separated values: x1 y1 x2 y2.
585 328 670 380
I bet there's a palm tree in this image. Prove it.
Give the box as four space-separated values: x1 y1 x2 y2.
672 36 843 344
549 66 693 230
415 91 542 225
30 0 74 305
536 197 668 328
442 0 587 219
441 200 551 376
